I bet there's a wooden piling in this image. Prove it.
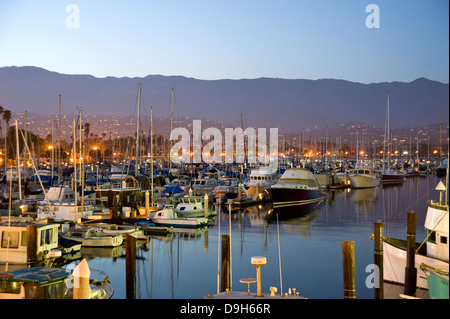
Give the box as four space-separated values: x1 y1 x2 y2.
374 222 384 299
404 211 417 296
204 194 209 218
26 224 37 267
221 234 231 292
126 234 136 299
342 241 356 299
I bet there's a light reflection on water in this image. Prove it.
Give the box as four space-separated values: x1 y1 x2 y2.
68 175 443 299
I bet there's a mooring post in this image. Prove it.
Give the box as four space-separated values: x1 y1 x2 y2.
126 234 136 299
221 234 231 292
374 222 384 299
342 241 356 299
26 224 37 267
404 211 417 296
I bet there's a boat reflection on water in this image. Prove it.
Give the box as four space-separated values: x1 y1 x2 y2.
266 199 326 221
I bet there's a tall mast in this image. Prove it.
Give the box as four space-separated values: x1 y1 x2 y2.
73 119 77 220
151 106 154 205
383 91 390 172
15 120 22 201
136 84 141 177
169 88 174 171
79 109 84 209
58 94 62 183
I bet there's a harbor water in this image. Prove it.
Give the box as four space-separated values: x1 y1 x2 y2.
66 175 443 299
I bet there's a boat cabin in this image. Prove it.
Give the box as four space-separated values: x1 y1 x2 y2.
425 201 449 262
0 223 59 265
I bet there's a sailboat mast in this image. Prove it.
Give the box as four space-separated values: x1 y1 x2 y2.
136 84 141 177
15 120 22 201
80 109 85 209
58 94 62 183
73 119 77 220
169 88 174 171
151 106 154 205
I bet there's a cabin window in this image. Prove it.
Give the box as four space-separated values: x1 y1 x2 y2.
1 231 20 249
441 236 448 245
21 231 27 246
427 230 436 244
40 229 54 246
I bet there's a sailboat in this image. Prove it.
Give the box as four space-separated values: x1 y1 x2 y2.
380 91 406 185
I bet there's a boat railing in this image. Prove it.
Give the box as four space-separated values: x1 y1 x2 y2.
427 200 449 211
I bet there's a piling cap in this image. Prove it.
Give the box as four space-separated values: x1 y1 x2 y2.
251 256 267 266
73 258 91 278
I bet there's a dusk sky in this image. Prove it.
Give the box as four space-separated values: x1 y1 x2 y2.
1 0 448 83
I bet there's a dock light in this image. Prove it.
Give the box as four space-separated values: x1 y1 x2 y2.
251 256 267 297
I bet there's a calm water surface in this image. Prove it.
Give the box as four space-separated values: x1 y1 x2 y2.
69 175 444 299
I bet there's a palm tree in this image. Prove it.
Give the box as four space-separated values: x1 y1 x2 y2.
84 122 90 160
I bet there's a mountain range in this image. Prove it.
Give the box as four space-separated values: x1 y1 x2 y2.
0 66 448 132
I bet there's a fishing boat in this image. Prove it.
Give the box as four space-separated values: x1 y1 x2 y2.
175 196 216 217
0 222 59 265
60 228 123 247
383 182 449 289
36 185 94 222
246 166 279 189
269 168 326 209
0 266 113 299
148 205 209 228
191 175 218 196
348 163 380 189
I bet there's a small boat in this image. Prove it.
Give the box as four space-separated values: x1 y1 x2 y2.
420 264 449 299
175 196 216 217
60 228 123 247
57 233 82 254
269 168 326 209
88 223 146 240
148 205 209 228
0 266 113 299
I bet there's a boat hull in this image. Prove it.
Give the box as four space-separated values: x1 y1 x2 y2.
383 238 449 289
150 218 208 228
425 270 449 299
270 188 326 208
381 174 405 185
348 175 380 188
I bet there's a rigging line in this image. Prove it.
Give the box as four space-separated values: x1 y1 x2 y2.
384 188 431 227
415 208 448 254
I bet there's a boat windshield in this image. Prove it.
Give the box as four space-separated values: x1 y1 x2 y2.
277 178 318 188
